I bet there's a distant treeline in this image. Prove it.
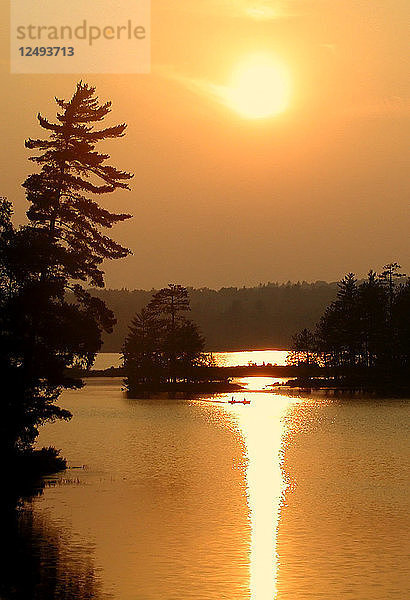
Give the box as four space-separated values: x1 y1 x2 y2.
88 281 339 351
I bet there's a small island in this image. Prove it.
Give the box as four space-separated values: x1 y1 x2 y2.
283 266 410 395
122 284 245 395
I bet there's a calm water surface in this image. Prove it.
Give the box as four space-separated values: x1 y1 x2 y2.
7 379 410 599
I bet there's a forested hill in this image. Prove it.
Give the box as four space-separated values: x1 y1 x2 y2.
92 282 338 352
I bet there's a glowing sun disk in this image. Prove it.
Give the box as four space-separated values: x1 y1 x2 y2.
225 56 290 119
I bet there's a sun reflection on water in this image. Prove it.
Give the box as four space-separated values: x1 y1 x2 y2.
220 393 301 599
232 376 291 391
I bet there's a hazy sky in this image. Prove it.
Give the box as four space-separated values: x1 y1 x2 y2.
1 1 409 289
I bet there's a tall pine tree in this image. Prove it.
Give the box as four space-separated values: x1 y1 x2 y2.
1 83 134 467
23 81 133 287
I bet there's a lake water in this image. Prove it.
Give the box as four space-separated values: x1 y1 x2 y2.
92 349 289 370
4 380 409 599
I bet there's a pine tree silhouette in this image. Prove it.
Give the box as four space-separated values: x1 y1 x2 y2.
23 81 133 287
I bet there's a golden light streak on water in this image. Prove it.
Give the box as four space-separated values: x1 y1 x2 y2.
225 395 299 599
232 376 290 391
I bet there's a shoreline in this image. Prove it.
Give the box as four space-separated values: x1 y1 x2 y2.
78 369 410 397
77 364 316 378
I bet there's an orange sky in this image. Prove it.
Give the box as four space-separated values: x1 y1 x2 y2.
1 1 409 288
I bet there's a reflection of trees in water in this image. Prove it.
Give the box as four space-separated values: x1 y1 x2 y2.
0 490 110 600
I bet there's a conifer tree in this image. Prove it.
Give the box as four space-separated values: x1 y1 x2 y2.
23 81 133 287
358 270 387 367
123 308 164 387
148 284 190 327
392 279 410 370
379 262 406 321
290 328 316 366
147 284 191 382
123 285 205 391
0 83 134 466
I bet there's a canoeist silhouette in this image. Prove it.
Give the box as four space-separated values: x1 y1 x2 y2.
229 397 251 405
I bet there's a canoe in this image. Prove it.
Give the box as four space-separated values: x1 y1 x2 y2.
229 399 251 404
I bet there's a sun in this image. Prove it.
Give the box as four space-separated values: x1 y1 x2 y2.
224 55 291 119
